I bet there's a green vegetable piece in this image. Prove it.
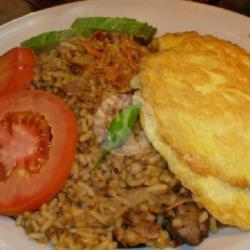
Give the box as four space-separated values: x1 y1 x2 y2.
94 103 142 168
20 29 75 52
106 103 142 150
72 17 157 41
130 75 141 89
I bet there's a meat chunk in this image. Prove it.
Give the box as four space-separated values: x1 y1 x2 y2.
164 203 209 245
128 210 160 239
114 210 160 246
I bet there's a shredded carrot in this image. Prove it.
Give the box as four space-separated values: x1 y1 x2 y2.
81 40 102 59
80 34 149 93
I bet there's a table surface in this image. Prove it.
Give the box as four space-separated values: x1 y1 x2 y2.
0 0 249 26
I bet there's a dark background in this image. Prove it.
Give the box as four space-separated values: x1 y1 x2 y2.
25 0 250 15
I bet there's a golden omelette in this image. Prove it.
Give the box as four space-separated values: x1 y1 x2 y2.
139 32 250 229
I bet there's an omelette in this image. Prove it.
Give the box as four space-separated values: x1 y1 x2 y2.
139 32 250 229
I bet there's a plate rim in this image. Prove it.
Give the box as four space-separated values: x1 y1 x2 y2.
0 0 249 32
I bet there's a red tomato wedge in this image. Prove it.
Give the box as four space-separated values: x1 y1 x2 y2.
0 47 35 95
0 90 77 215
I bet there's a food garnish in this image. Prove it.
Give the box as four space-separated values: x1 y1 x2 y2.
0 47 35 95
94 103 142 167
21 29 75 53
0 90 77 215
72 17 157 41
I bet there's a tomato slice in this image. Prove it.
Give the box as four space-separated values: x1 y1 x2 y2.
0 90 77 215
0 48 35 95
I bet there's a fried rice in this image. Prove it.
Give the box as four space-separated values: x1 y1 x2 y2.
16 32 215 250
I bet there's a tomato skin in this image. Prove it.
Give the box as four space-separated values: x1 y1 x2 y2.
0 90 77 215
0 48 35 95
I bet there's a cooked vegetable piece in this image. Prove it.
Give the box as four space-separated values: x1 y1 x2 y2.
21 29 75 52
0 90 77 215
0 47 35 95
94 103 142 167
130 75 141 89
72 17 157 41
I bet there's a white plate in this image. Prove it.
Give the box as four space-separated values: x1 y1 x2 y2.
0 0 250 249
